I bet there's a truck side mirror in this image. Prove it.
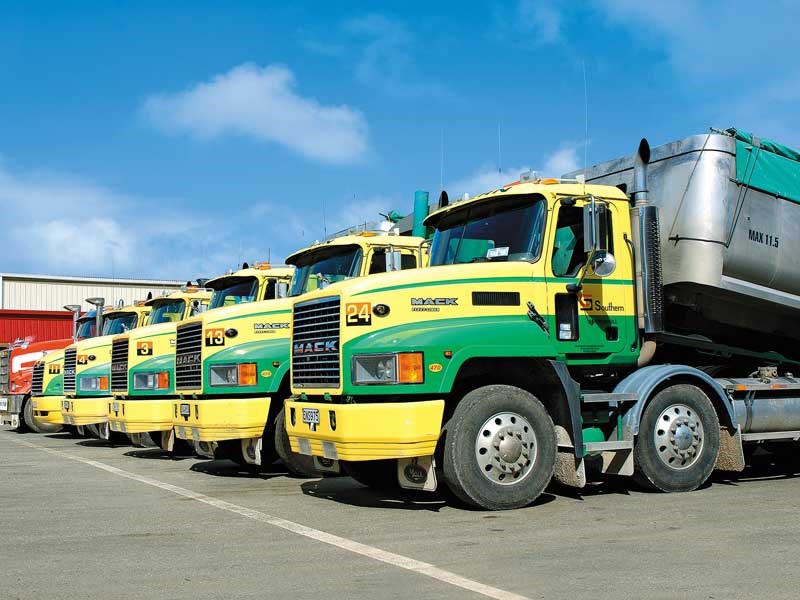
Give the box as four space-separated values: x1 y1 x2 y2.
385 251 403 273
190 300 208 316
582 199 608 254
276 282 289 298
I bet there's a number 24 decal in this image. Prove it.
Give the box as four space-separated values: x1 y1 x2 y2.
205 328 225 346
346 303 372 326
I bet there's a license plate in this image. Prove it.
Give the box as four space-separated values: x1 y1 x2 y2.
0 397 7 411
63 400 70 411
302 408 320 425
112 402 120 412
180 403 190 417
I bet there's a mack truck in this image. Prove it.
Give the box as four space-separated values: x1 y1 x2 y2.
28 308 114 431
108 265 292 450
172 231 427 474
284 128 800 510
60 302 152 437
0 305 93 432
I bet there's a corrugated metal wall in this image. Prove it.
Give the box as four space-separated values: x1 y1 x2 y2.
0 310 74 344
0 275 185 311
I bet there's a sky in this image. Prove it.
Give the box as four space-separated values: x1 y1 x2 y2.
2 0 799 280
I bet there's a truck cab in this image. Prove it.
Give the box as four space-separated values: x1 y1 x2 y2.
107 288 213 446
60 305 151 437
25 311 102 430
172 233 426 472
106 265 289 449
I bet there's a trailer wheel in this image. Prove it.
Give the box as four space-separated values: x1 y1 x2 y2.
441 384 556 510
22 397 61 434
342 460 399 491
633 384 720 492
274 407 322 478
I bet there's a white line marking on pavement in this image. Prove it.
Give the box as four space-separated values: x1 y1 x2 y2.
9 437 530 600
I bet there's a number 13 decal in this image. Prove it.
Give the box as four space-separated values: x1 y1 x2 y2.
205 328 225 346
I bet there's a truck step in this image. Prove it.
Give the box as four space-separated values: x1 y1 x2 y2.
740 430 800 442
581 392 638 404
583 440 634 452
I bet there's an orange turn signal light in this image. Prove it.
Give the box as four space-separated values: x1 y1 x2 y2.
99 376 109 391
397 352 424 384
157 371 170 390
238 363 258 386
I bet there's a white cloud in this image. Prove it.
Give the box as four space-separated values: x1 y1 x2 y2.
447 143 581 198
516 0 563 44
143 63 369 164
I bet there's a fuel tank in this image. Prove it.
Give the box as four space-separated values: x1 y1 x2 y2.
569 130 800 358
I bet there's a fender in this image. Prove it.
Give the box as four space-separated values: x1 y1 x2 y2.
614 364 737 435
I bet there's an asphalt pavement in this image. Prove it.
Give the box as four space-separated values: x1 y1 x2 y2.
2 427 800 599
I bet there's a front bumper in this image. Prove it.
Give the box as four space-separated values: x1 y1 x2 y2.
172 396 271 442
108 398 173 434
61 396 111 426
284 399 445 461
32 396 67 424
0 394 25 427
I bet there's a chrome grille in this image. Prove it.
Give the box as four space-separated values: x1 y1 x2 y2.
63 348 77 393
111 338 129 393
0 348 10 394
292 296 341 389
31 362 45 396
175 322 202 390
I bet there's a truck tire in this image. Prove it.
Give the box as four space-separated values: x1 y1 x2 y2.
441 384 556 510
274 407 322 478
633 384 720 492
22 397 61 434
342 460 398 491
214 440 248 466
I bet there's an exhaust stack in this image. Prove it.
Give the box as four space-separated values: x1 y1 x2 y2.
630 139 664 335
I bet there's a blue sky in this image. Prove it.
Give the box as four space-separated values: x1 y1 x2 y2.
2 1 798 279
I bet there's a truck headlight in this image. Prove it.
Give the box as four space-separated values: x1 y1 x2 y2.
209 363 257 387
352 352 424 385
79 376 109 392
133 371 170 390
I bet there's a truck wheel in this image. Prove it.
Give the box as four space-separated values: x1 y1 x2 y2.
441 384 556 510
342 460 398 491
23 397 61 434
274 407 322 478
633 384 720 492
214 440 248 466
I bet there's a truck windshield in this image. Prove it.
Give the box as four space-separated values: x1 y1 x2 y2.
102 313 139 335
209 277 259 309
75 317 97 339
430 195 546 266
290 245 363 296
147 299 186 324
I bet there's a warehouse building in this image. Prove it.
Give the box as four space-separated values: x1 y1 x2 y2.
0 273 185 344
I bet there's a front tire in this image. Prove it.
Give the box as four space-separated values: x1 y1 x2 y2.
441 384 556 510
274 407 322 477
633 384 720 492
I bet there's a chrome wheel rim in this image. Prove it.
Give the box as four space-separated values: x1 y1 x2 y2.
653 403 704 470
475 412 537 485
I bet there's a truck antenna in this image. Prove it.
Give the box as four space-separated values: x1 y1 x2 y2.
582 60 589 192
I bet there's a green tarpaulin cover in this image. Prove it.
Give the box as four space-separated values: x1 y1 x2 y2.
729 128 800 203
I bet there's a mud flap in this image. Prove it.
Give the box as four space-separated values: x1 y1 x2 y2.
397 456 437 491
715 425 745 472
553 425 586 488
242 437 262 466
194 440 216 459
162 429 174 452
313 457 340 473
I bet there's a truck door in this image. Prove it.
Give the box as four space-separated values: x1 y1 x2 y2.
546 198 635 362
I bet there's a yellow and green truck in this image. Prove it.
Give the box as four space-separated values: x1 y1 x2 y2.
31 308 130 431
172 232 426 473
285 130 800 509
108 266 293 449
61 303 152 437
107 288 214 447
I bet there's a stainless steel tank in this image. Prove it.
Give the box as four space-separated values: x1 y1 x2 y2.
567 131 800 356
